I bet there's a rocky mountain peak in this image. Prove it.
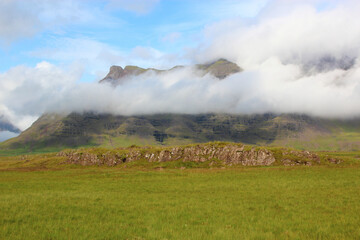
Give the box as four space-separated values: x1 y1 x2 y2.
196 58 243 79
99 65 125 84
100 58 243 85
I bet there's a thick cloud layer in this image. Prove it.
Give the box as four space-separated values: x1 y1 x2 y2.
0 62 82 130
1 0 360 131
197 0 360 69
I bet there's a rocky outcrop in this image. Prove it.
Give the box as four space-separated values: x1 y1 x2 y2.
144 145 275 166
102 66 126 81
57 143 339 167
281 150 321 166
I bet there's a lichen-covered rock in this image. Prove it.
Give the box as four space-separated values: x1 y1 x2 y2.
57 150 101 166
126 151 141 162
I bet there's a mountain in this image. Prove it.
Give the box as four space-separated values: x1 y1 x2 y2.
2 112 360 152
100 58 242 85
2 59 360 152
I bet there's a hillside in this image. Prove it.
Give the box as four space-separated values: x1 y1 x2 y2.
2 112 360 153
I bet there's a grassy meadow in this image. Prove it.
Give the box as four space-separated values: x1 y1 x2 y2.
1 148 360 239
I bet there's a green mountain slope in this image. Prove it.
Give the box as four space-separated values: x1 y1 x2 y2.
2 112 360 153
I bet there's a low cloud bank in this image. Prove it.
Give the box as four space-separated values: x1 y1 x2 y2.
1 0 360 131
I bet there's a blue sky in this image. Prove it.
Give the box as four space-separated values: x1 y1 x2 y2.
0 0 268 82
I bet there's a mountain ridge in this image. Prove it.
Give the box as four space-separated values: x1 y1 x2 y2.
2 112 360 152
100 58 242 85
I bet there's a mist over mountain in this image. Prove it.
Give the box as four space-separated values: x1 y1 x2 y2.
0 116 20 133
2 58 360 151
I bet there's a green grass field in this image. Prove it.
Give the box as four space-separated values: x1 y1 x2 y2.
1 158 360 239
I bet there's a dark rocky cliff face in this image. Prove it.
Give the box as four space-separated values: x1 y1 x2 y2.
3 112 329 149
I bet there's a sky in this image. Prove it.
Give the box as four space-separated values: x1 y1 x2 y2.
1 0 360 135
0 0 268 81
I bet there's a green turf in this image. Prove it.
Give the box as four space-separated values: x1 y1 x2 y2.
1 165 360 239
0 146 63 157
272 132 360 151
0 145 94 157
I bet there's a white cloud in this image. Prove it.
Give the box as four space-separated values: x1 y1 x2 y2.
128 46 180 69
198 1 360 68
36 59 360 120
29 37 125 80
29 37 183 79
0 62 82 130
130 46 162 61
0 0 40 45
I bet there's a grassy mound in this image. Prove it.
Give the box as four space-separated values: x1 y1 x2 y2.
0 142 352 171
